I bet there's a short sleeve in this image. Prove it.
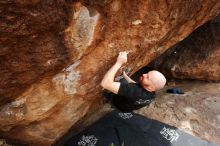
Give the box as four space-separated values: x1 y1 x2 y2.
114 83 155 111
118 83 142 101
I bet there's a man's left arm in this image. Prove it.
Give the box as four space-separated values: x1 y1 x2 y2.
123 71 136 83
101 52 127 94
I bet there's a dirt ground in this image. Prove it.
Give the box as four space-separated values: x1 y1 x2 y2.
137 80 220 144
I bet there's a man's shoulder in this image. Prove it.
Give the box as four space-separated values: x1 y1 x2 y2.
132 83 155 94
120 83 155 94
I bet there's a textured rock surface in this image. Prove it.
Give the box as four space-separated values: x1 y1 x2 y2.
0 0 220 145
150 14 220 81
0 0 69 103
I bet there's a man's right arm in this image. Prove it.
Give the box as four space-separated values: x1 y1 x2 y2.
101 52 128 94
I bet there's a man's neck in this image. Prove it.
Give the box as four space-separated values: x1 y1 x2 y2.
143 86 155 92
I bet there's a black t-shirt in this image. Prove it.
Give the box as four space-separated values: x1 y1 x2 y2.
112 83 155 112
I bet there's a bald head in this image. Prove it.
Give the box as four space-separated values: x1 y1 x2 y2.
149 70 166 90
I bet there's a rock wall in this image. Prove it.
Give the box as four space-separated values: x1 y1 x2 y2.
0 0 70 103
150 13 220 81
0 0 220 145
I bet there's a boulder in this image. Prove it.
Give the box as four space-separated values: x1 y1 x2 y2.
0 0 220 145
150 14 220 81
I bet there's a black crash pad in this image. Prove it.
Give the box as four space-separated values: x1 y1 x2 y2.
64 110 219 146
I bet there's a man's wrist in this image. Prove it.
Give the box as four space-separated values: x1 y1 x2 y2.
115 62 123 67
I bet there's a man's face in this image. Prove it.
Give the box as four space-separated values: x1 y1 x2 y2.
139 72 155 88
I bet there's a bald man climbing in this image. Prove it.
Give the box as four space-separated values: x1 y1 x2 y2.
101 52 166 112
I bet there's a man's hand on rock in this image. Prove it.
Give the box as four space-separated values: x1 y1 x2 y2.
116 52 128 65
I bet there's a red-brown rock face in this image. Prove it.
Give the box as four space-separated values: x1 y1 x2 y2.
0 0 69 103
150 14 220 81
0 0 220 145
